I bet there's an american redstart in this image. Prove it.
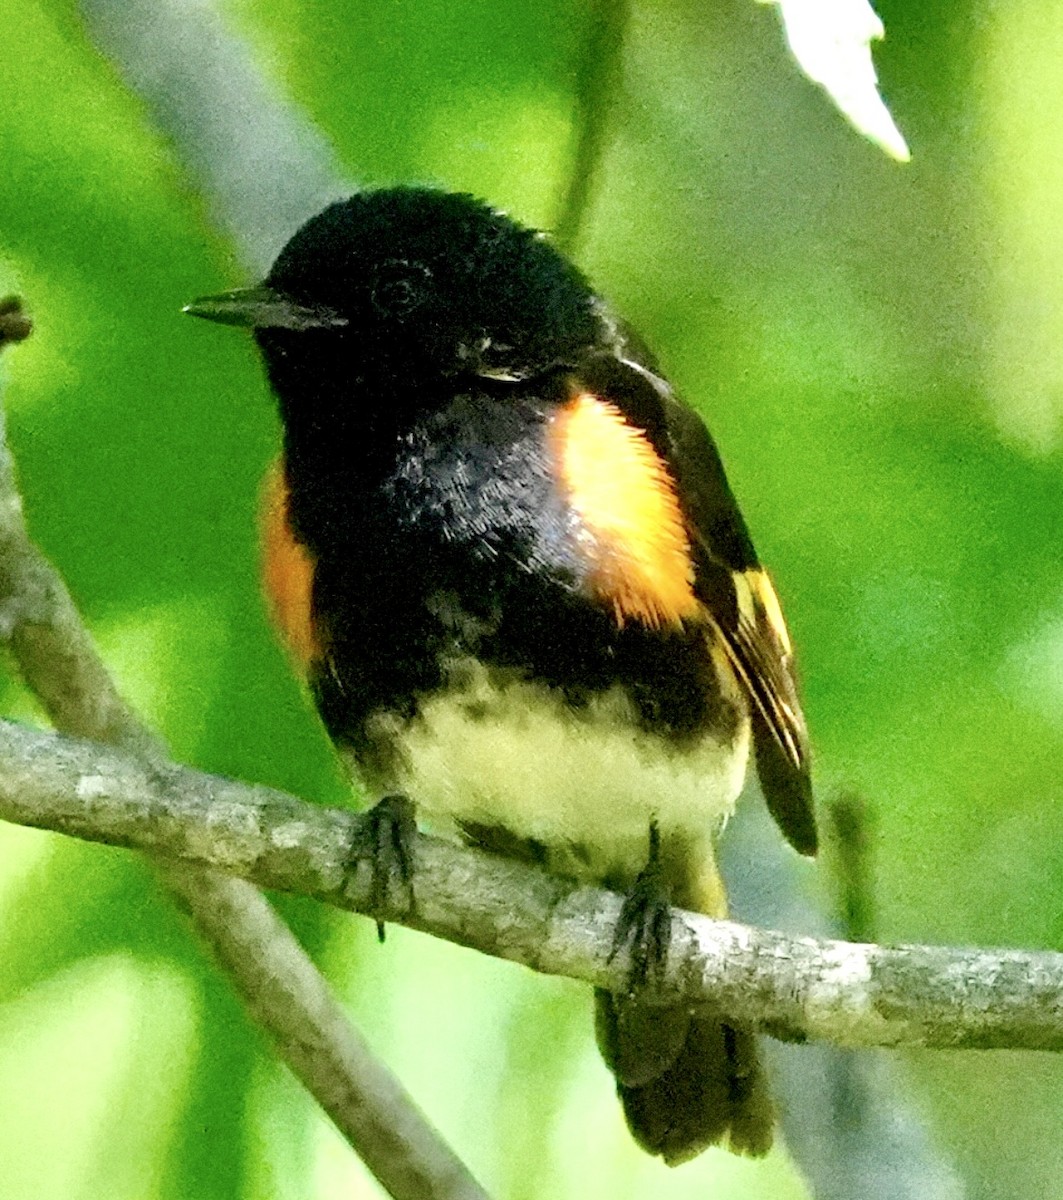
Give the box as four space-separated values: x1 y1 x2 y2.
186 187 815 1164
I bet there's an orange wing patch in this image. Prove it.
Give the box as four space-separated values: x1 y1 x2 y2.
259 458 320 669
552 392 698 629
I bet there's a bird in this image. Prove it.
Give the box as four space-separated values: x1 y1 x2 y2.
185 186 816 1165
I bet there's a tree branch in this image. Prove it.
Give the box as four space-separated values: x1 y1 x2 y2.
0 310 489 1200
0 716 1060 1055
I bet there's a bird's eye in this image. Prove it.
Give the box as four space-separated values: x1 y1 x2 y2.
371 259 431 319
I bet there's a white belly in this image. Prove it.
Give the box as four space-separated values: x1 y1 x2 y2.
363 659 751 883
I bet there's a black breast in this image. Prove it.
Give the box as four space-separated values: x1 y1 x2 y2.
301 387 734 769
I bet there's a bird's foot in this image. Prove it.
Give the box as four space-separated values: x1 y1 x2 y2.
347 793 417 942
608 820 672 995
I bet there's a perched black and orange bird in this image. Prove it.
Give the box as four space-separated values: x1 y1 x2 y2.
186 187 815 1165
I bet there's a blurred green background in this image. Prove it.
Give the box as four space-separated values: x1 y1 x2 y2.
1 1 1062 1197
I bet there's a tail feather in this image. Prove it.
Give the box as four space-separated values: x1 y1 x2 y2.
595 991 689 1088
595 989 774 1165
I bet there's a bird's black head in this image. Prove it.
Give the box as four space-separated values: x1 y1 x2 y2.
186 188 601 419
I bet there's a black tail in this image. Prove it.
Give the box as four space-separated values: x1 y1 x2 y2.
595 989 774 1165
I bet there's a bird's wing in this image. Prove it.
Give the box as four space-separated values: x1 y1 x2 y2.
583 346 816 856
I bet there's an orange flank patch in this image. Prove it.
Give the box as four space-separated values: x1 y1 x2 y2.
552 392 698 628
259 459 319 669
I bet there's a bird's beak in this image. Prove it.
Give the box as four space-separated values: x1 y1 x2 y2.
182 286 348 331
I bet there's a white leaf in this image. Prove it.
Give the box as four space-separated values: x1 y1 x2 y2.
760 0 910 161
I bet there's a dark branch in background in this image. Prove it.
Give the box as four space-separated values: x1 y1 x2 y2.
829 788 877 1147
552 0 631 256
0 315 488 1200
1 717 1062 1055
830 793 876 944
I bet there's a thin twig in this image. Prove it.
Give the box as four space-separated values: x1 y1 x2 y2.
829 793 876 944
0 717 1060 1055
552 0 631 256
0 317 490 1200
